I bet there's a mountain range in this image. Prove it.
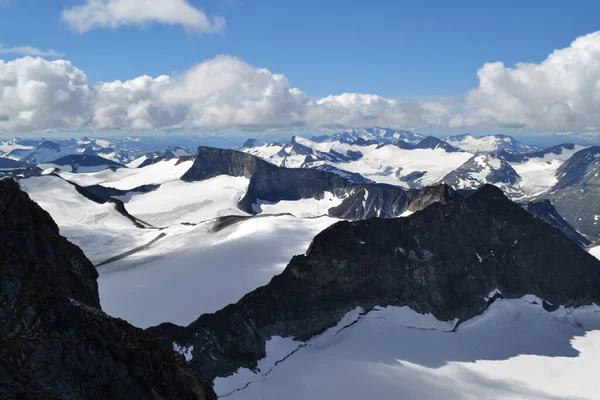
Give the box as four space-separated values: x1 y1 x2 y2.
2 128 600 399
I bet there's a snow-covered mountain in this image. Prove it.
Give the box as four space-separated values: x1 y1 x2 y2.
7 140 599 400
312 127 426 145
0 136 198 166
442 153 523 197
535 146 600 240
443 133 541 152
239 135 473 187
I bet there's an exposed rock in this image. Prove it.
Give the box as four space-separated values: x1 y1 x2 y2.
0 179 216 400
311 164 372 184
537 146 600 239
521 200 590 247
182 146 412 219
405 184 462 213
414 136 460 152
149 185 600 380
329 185 414 219
46 154 125 172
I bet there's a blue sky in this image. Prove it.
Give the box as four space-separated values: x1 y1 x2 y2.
1 0 600 143
1 0 598 96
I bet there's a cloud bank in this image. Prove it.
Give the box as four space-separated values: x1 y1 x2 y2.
451 31 600 131
62 0 225 34
2 30 600 134
0 55 446 132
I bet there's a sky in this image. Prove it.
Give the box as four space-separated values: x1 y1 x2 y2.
1 0 600 144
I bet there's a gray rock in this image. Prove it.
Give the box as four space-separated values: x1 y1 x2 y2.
0 179 216 400
537 146 600 239
149 185 600 381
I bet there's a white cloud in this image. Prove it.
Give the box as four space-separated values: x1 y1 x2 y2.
0 57 93 132
0 44 64 58
0 55 441 133
7 30 600 135
451 31 600 131
62 0 226 34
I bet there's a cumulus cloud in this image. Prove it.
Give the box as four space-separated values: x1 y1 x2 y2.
0 57 93 132
0 55 441 133
0 44 64 58
451 31 600 131
62 0 226 34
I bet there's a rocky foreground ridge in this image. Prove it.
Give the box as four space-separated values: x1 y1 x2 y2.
0 179 216 400
149 184 600 380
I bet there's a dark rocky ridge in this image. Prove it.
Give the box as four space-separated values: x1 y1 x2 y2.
537 146 600 239
414 136 460 152
47 154 125 172
522 200 590 247
405 184 462 213
149 185 600 380
0 179 216 399
182 146 413 219
52 175 154 229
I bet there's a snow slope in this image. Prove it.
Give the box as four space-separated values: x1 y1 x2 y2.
589 245 600 260
98 215 338 328
57 158 194 189
219 297 600 400
443 134 539 152
124 176 250 226
19 175 156 264
510 146 585 197
252 191 344 218
239 136 472 187
335 144 472 187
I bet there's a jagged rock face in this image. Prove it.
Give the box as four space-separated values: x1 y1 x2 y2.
182 146 411 218
442 153 523 197
539 146 600 239
521 200 590 247
329 185 414 219
149 185 600 380
0 179 215 400
405 184 462 213
414 136 460 153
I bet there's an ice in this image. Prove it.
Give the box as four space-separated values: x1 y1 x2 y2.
253 191 343 218
123 176 250 226
97 215 338 328
221 298 600 400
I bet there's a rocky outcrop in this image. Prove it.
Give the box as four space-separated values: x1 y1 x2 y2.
537 146 600 239
414 136 460 152
149 185 600 380
329 185 414 219
405 184 462 213
182 146 412 219
0 179 216 400
522 200 590 247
